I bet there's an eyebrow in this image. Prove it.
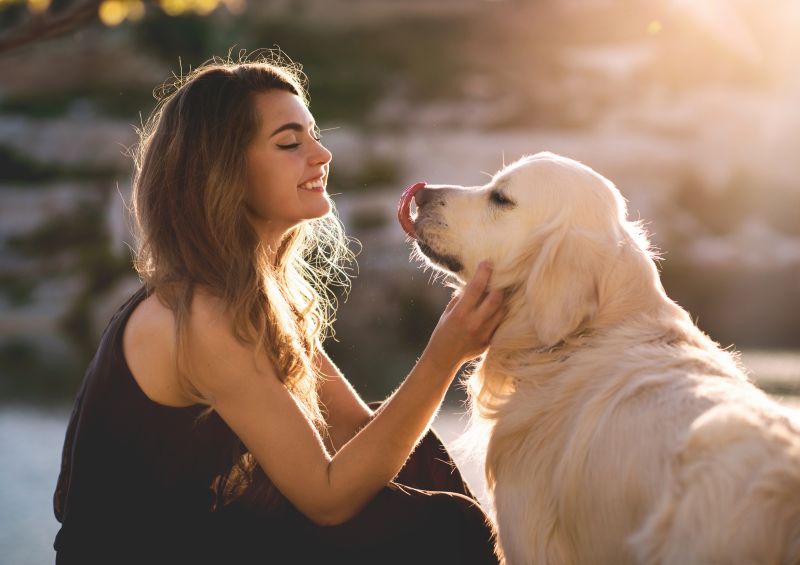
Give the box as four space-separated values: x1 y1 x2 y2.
269 122 317 138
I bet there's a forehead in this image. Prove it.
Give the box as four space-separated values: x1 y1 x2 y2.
491 158 531 187
491 168 524 193
252 90 314 130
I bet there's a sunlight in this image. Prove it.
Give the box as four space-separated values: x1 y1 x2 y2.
671 0 761 64
27 0 50 13
98 0 128 26
92 0 247 26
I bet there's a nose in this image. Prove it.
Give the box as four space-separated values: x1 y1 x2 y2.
312 140 332 166
414 186 445 208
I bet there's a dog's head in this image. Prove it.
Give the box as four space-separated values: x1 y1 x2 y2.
399 151 659 349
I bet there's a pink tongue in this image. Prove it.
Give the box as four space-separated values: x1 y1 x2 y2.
397 182 426 238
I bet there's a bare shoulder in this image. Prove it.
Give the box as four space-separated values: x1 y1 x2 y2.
184 287 240 354
123 290 200 407
182 288 280 402
185 286 231 330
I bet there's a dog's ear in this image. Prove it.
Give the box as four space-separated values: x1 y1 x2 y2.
524 229 606 348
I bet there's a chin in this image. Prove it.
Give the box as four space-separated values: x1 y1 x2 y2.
303 196 333 220
315 198 333 218
414 240 464 275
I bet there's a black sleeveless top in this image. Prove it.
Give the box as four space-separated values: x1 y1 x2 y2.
53 286 240 563
53 286 500 564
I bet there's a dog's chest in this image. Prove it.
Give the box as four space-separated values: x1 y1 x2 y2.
486 377 665 563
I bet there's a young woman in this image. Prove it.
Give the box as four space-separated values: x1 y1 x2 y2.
53 56 504 564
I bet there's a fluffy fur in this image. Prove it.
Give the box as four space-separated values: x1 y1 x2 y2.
410 152 800 564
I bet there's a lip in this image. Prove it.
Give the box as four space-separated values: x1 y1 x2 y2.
416 241 463 273
297 173 328 192
298 173 326 187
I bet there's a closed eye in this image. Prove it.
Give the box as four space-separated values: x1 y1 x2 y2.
490 190 515 207
276 127 322 150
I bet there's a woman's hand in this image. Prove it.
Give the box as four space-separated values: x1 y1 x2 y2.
185 262 503 526
423 261 505 372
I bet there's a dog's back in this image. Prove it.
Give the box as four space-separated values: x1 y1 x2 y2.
481 326 800 565
632 400 800 565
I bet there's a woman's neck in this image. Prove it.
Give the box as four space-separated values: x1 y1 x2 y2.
254 227 286 266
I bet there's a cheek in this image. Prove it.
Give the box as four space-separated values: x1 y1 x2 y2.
246 175 274 209
468 210 519 267
247 163 290 205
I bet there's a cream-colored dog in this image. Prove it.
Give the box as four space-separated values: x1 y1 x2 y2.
398 152 800 564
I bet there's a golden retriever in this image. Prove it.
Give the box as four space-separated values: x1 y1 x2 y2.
398 152 800 564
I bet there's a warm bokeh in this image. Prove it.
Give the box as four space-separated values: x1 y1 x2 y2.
0 2 798 561
2 0 798 401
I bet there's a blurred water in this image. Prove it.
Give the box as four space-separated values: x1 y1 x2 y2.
0 405 69 565
2 350 798 563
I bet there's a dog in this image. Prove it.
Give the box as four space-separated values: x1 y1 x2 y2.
398 152 800 564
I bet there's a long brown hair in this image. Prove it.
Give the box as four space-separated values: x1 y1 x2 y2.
130 53 354 510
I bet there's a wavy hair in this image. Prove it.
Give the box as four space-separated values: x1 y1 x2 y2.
130 52 354 510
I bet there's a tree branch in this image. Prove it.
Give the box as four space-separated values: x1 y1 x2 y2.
0 0 104 55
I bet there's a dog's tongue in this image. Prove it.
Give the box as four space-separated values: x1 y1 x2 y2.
397 182 426 239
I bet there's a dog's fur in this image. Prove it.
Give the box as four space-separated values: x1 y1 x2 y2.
410 152 800 564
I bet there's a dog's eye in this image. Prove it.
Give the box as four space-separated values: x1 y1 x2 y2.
490 190 514 207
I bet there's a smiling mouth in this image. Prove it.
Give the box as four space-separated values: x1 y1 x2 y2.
416 241 463 273
299 177 325 191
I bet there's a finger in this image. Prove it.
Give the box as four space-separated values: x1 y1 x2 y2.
444 293 459 313
458 261 493 311
476 288 504 320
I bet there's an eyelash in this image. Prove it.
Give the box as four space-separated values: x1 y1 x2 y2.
490 191 514 206
276 134 322 151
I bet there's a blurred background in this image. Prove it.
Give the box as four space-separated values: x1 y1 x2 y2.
1 0 799 562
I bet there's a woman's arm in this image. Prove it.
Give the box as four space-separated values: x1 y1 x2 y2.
315 348 373 453
186 262 503 526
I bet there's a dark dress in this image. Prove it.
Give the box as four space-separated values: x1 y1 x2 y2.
54 286 498 564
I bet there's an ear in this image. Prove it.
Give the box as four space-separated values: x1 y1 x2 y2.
524 229 606 348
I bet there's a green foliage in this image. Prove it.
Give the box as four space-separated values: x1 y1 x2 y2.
0 338 80 401
0 87 155 120
328 155 402 193
133 12 217 64
0 273 37 306
0 144 57 183
0 144 120 184
235 17 471 123
131 8 242 68
352 156 402 188
7 200 106 256
6 200 134 367
0 1 27 33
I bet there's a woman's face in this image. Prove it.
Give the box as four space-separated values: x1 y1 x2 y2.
245 90 333 243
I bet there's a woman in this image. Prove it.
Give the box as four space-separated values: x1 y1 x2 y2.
53 56 504 564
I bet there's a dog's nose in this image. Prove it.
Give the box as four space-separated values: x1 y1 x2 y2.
414 187 442 208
